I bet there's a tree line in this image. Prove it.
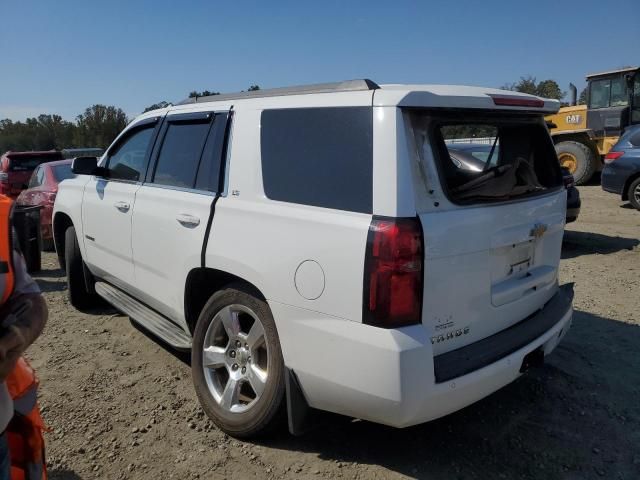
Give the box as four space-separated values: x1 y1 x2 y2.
502 76 587 105
0 85 261 153
0 79 583 153
0 105 128 153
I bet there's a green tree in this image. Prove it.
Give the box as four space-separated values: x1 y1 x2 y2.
34 114 75 149
503 76 565 100
188 85 261 98
503 76 538 95
578 87 588 105
535 79 565 100
143 101 170 113
74 105 128 148
0 115 75 152
189 90 220 98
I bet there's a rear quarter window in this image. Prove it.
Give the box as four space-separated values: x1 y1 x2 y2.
260 107 373 214
628 130 640 147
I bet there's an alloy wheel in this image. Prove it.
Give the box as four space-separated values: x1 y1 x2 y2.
201 304 269 413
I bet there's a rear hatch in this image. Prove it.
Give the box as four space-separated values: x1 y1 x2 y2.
4 152 63 195
407 110 566 356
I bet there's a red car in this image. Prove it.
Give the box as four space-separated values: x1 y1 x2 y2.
16 159 75 250
0 150 64 199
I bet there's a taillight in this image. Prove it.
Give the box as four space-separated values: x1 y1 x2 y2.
43 192 57 203
604 151 624 164
363 217 423 328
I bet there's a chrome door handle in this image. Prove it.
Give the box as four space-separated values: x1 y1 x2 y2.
114 201 130 212
176 213 200 228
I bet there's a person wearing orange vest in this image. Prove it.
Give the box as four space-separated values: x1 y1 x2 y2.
0 195 48 480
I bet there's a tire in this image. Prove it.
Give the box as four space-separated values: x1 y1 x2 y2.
555 141 597 185
64 226 99 310
628 177 640 211
24 233 41 273
192 285 285 438
42 237 55 252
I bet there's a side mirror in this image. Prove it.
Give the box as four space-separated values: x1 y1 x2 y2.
71 156 108 177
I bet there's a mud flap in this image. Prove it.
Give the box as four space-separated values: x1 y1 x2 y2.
285 368 318 436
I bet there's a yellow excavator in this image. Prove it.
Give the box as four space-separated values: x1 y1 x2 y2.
545 66 639 184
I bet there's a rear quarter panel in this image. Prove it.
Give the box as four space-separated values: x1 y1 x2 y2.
53 175 90 257
204 108 372 326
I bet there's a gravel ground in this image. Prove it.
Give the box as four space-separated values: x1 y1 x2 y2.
26 185 639 480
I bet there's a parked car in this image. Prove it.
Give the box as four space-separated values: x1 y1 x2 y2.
16 159 75 250
562 167 581 222
61 148 104 159
448 143 580 222
0 150 64 199
601 125 640 210
54 80 573 438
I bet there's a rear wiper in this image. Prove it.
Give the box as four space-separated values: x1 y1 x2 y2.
483 136 499 172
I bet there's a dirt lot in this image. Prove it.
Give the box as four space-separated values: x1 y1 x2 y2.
28 185 639 480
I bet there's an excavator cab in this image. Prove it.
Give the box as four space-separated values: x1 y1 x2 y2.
586 67 639 138
546 66 639 184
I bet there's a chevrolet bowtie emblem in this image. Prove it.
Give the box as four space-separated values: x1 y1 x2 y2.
530 223 548 239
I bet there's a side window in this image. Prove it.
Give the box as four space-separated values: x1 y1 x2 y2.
195 113 229 192
152 118 212 188
260 107 373 213
629 131 640 147
36 167 45 186
28 167 41 188
106 125 155 182
610 77 629 107
590 79 611 109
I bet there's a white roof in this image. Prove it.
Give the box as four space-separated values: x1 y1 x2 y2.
138 81 560 120
586 66 638 79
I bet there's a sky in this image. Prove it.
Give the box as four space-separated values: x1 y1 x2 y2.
1 0 638 122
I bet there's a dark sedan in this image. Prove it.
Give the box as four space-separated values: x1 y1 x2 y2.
447 143 580 222
601 125 640 210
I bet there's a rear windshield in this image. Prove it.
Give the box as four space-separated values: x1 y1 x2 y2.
410 112 562 204
8 154 63 172
52 164 76 182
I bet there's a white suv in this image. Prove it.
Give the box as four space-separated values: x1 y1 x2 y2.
53 80 573 437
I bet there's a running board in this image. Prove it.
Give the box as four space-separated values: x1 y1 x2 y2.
95 282 192 350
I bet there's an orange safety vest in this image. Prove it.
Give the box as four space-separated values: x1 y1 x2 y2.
0 195 47 480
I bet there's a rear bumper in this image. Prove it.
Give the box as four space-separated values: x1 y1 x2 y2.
272 285 573 428
601 166 626 196
40 204 54 240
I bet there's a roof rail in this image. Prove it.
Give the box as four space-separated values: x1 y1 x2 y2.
176 79 379 105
